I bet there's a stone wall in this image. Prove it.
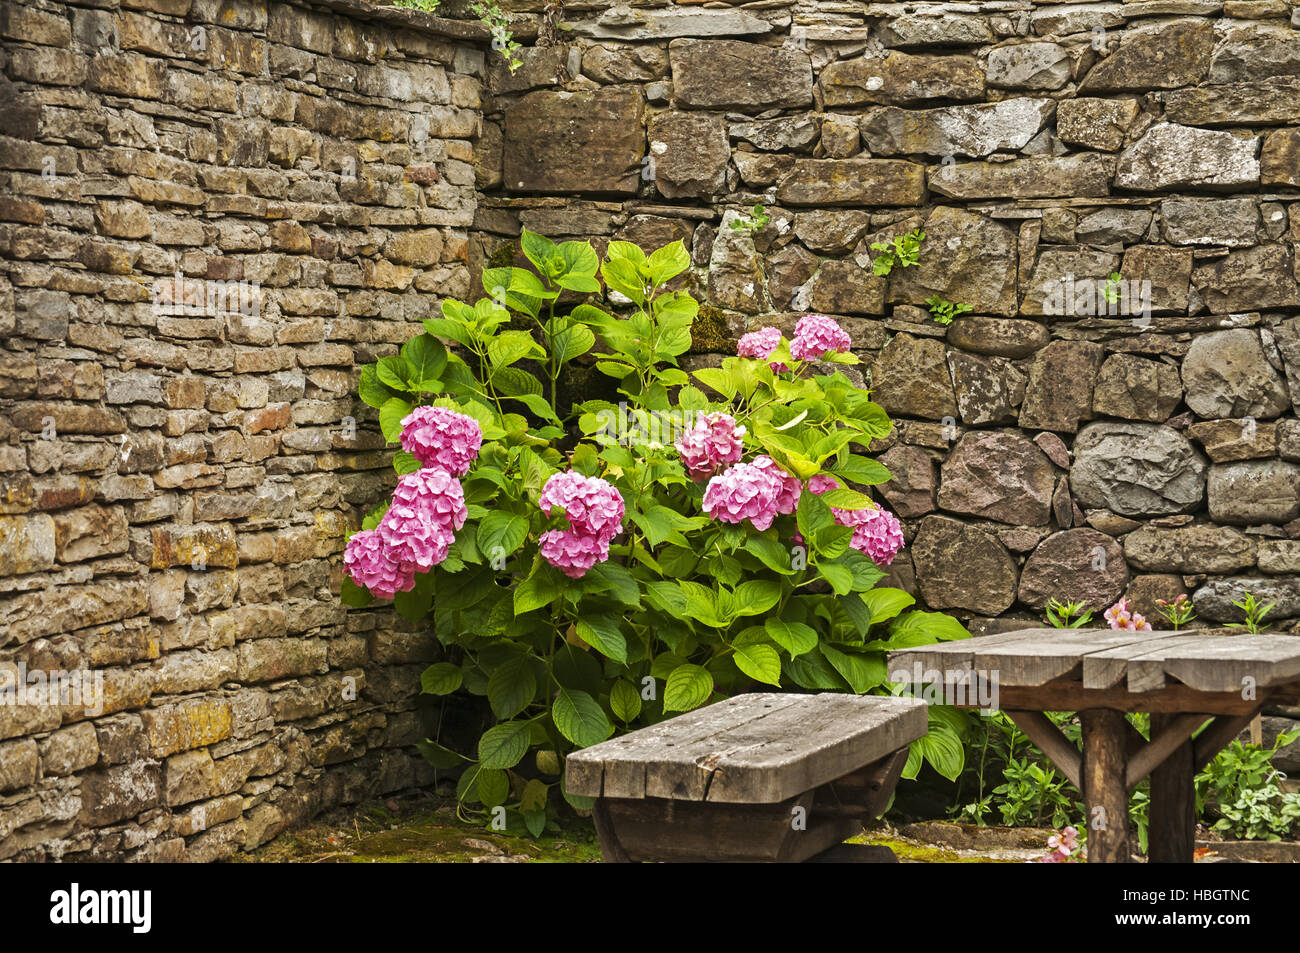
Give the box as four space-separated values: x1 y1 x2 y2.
472 1 1300 766
0 0 485 859
9 0 1300 860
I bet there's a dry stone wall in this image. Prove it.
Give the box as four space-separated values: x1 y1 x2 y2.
9 0 1300 860
0 0 486 859
472 1 1300 767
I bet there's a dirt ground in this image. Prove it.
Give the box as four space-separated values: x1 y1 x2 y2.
235 793 1300 863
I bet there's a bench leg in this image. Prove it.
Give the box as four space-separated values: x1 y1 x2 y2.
1147 713 1196 864
1081 709 1131 863
591 799 632 863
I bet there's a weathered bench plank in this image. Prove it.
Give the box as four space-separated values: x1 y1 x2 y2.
567 693 927 803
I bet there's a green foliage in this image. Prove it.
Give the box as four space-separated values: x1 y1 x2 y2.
1043 598 1094 629
1155 593 1195 630
954 711 1155 852
1102 272 1123 304
870 229 925 277
391 0 440 11
473 1 522 73
1196 729 1300 840
1227 591 1274 634
347 228 971 836
959 710 1300 848
729 204 770 233
925 295 973 327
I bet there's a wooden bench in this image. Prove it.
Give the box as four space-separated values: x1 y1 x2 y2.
564 692 928 863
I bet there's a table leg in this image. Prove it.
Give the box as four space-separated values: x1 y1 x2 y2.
1081 709 1131 863
1147 712 1196 863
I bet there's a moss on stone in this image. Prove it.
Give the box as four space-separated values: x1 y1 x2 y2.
485 241 518 271
235 796 602 864
690 305 737 355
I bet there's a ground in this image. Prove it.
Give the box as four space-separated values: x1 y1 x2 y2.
238 793 1300 863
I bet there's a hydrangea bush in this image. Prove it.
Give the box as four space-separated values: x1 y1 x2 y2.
342 230 970 835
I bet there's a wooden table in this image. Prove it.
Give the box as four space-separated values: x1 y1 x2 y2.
565 692 928 862
889 628 1300 863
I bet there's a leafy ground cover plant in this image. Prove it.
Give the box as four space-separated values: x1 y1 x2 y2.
1196 730 1300 840
341 230 970 835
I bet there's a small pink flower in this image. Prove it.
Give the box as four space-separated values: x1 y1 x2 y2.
1035 826 1080 863
539 471 625 542
789 314 852 362
674 412 746 481
1105 597 1151 631
343 529 417 599
399 405 482 477
539 529 611 578
377 467 466 571
737 326 789 372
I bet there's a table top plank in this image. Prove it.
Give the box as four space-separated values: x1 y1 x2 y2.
971 630 1162 686
889 628 1300 699
892 629 1163 687
1082 635 1211 691
565 693 927 803
1159 635 1300 693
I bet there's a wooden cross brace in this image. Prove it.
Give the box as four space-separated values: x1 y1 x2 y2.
1003 704 1266 794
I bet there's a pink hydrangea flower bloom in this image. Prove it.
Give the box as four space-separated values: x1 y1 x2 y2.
834 504 905 567
737 326 789 372
539 529 611 579
808 471 902 566
399 405 482 477
789 314 852 362
752 455 801 515
701 460 780 531
377 467 466 571
343 529 416 599
675 412 746 481
539 471 625 542
703 462 777 531
808 474 840 495
1104 597 1152 631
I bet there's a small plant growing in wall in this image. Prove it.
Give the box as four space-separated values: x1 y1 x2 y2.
1102 272 1123 305
729 204 770 234
925 296 972 327
870 229 925 277
1154 594 1196 630
1044 598 1093 629
474 1 523 73
392 0 441 12
1227 592 1274 634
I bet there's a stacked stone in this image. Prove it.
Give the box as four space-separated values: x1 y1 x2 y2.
0 0 485 859
472 2 1300 769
